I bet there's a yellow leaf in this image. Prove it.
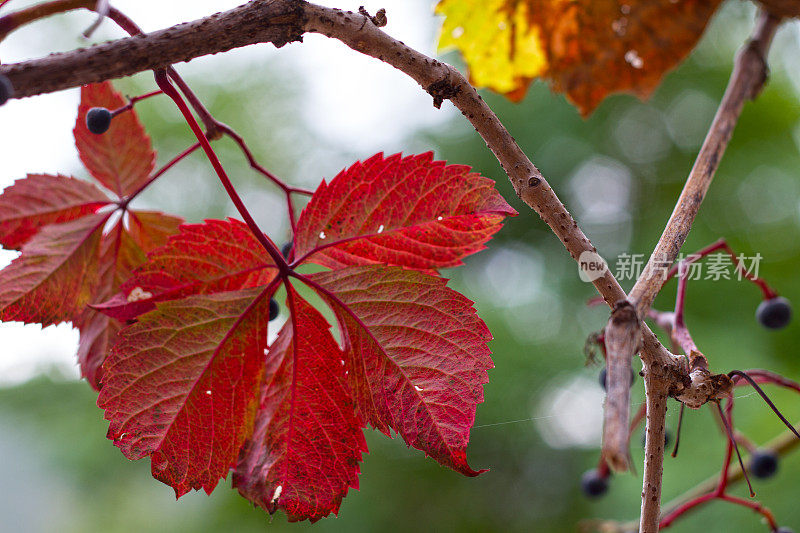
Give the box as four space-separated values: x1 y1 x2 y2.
437 0 547 99
437 0 723 115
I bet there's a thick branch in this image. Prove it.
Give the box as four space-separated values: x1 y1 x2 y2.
0 0 305 96
640 382 670 533
627 11 781 316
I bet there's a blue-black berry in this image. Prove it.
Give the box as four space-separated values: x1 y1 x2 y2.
756 297 792 330
641 429 671 451
599 366 636 391
580 468 609 498
269 298 279 321
86 107 113 134
281 241 293 260
749 449 779 479
0 74 13 107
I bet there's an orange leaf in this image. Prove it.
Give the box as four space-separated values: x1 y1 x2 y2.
437 0 723 115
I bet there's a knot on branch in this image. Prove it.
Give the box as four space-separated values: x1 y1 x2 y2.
671 367 733 409
605 300 642 355
255 0 308 48
358 6 387 28
426 76 460 109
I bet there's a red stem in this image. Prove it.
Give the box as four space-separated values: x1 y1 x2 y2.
119 142 202 208
664 239 777 299
717 494 777 529
659 492 717 528
154 70 286 270
733 369 800 395
110 89 162 117
103 6 309 233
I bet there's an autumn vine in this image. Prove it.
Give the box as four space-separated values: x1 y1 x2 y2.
0 0 799 531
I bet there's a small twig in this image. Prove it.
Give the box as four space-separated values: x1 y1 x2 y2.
81 0 108 38
627 11 781 317
729 370 800 440
119 142 202 209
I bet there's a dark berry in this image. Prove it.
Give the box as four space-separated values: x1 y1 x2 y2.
0 74 13 107
599 366 636 391
86 107 113 134
641 429 671 451
749 450 779 479
756 297 792 330
580 468 609 498
269 298 279 321
776 528 795 533
281 241 293 260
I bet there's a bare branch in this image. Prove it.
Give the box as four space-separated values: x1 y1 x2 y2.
602 301 641 472
639 382 669 533
628 11 781 317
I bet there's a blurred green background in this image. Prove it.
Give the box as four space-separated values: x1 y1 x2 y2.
2 1 800 532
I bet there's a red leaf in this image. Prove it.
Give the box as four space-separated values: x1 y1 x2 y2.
0 214 106 326
0 174 109 250
95 218 276 321
76 210 183 389
98 286 274 496
309 265 492 476
234 285 367 522
74 82 156 197
126 210 184 252
294 152 516 271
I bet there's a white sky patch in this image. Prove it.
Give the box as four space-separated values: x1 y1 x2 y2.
534 375 605 449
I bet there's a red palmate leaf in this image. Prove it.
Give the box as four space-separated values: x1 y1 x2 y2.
234 285 367 522
76 210 183 389
98 286 274 496
74 81 156 197
0 214 106 326
310 265 492 476
95 151 511 521
294 152 516 271
94 218 277 321
0 174 109 250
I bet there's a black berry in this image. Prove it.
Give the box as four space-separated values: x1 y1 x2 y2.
775 528 795 533
599 366 636 391
749 449 779 479
269 298 279 321
580 468 609 498
86 107 113 134
0 74 13 107
641 429 671 451
281 241 293 260
756 297 792 330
